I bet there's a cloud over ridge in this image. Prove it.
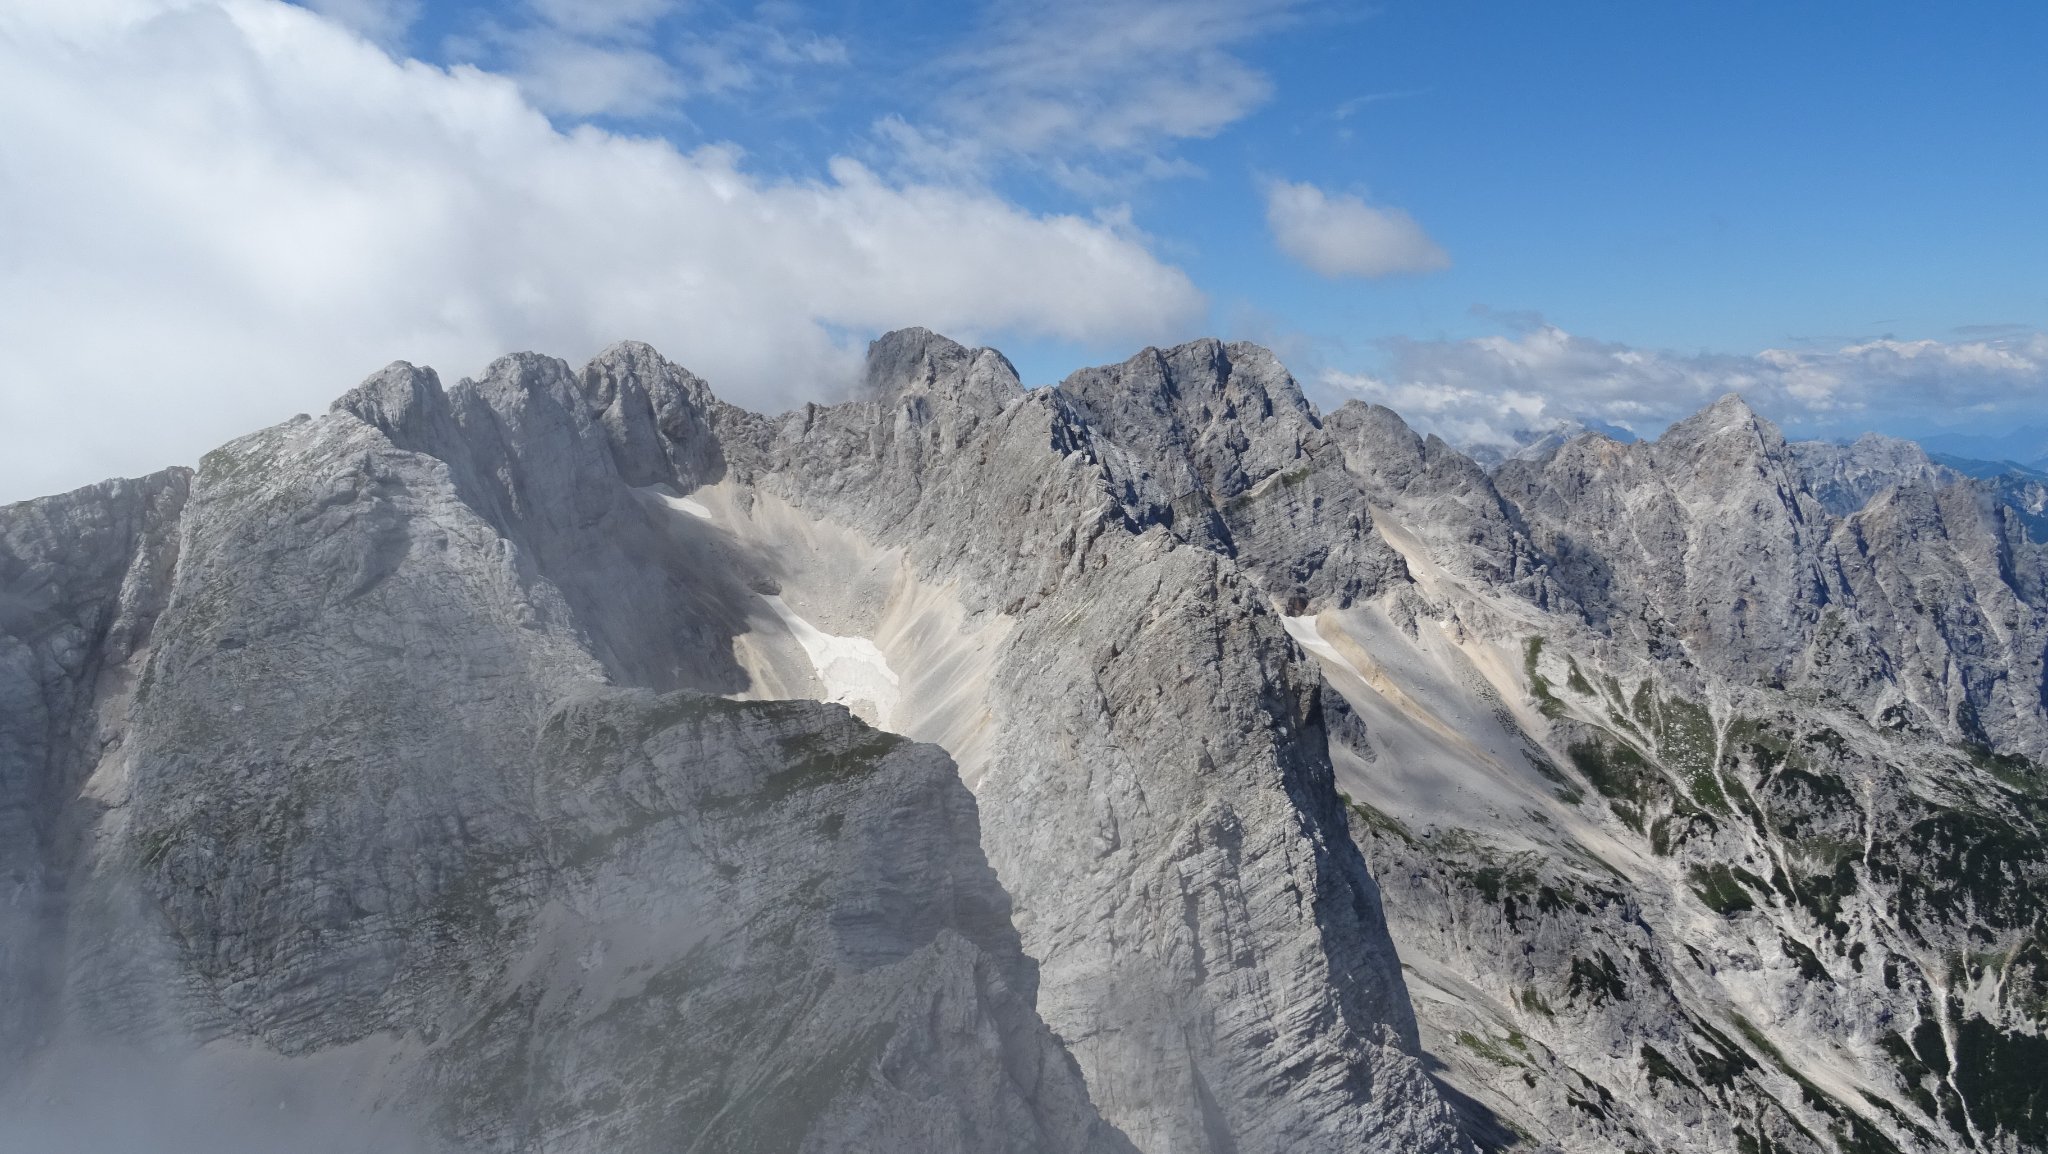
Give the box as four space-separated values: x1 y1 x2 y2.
0 0 1205 501
1323 321 2048 455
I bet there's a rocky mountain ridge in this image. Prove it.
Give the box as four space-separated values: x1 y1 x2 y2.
3 329 2043 1153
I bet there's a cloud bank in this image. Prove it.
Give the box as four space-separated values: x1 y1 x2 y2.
1264 179 1449 279
0 0 1205 501
1322 321 2048 456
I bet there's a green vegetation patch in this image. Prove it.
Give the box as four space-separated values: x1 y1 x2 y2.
1567 950 1629 1006
1952 1013 2048 1149
1464 861 1576 925
1456 1030 1528 1069
1965 742 2048 797
1871 807 2047 934
1640 1044 1698 1094
1778 933 1831 983
1781 842 1860 934
1875 1032 1942 1120
1722 716 1806 777
1524 636 1567 718
1688 863 1766 916
1340 792 1414 843
758 727 904 801
1684 1017 1760 1090
1761 766 1853 832
1647 689 1725 810
1630 679 1658 728
1568 733 1675 834
1565 658 1596 696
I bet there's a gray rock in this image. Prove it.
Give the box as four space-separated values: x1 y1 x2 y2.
10 327 2045 1154
0 469 188 1066
717 331 1469 1154
3 363 1134 1152
1790 432 1956 517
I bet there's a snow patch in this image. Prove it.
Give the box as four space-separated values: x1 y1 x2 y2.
760 594 900 728
656 492 714 520
668 482 1012 784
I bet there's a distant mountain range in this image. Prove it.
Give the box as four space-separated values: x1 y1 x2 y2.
1923 451 2048 482
1913 426 2048 476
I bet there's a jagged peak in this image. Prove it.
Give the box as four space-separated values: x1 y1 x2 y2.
1849 430 1920 452
861 327 1021 412
1684 392 1761 428
462 347 708 424
1218 339 1317 422
333 359 441 405
1788 430 1937 469
582 340 717 409
585 339 689 389
460 350 582 405
1060 336 1316 431
1659 391 1779 446
332 360 447 436
590 338 665 364
1326 399 1422 448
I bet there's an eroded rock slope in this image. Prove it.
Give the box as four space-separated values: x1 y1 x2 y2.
951 337 2048 1154
6 327 2044 1154
0 331 1472 1153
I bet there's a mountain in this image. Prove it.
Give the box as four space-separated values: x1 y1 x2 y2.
1787 433 1960 517
1924 453 2048 483
3 331 2044 1153
1914 427 2048 477
1787 434 2048 551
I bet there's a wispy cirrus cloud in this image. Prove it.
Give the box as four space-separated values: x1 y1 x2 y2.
434 0 849 121
878 0 1308 191
354 0 1325 195
298 0 418 47
1320 319 2048 454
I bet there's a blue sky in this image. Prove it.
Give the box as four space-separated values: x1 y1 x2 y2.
384 0 2048 392
2 0 2045 499
1253 5 2045 345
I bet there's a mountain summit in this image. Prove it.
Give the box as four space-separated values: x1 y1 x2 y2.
3 331 2044 1154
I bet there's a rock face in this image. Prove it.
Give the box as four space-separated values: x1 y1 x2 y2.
0 469 187 1070
1310 395 2048 1154
708 330 1466 1154
0 331 1468 1153
5 328 2046 1154
1790 433 1959 518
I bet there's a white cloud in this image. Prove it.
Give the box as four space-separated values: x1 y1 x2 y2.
446 0 846 121
500 31 686 118
525 0 674 39
1263 179 1449 278
0 0 1205 501
883 0 1300 189
296 0 415 46
1320 321 2048 455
